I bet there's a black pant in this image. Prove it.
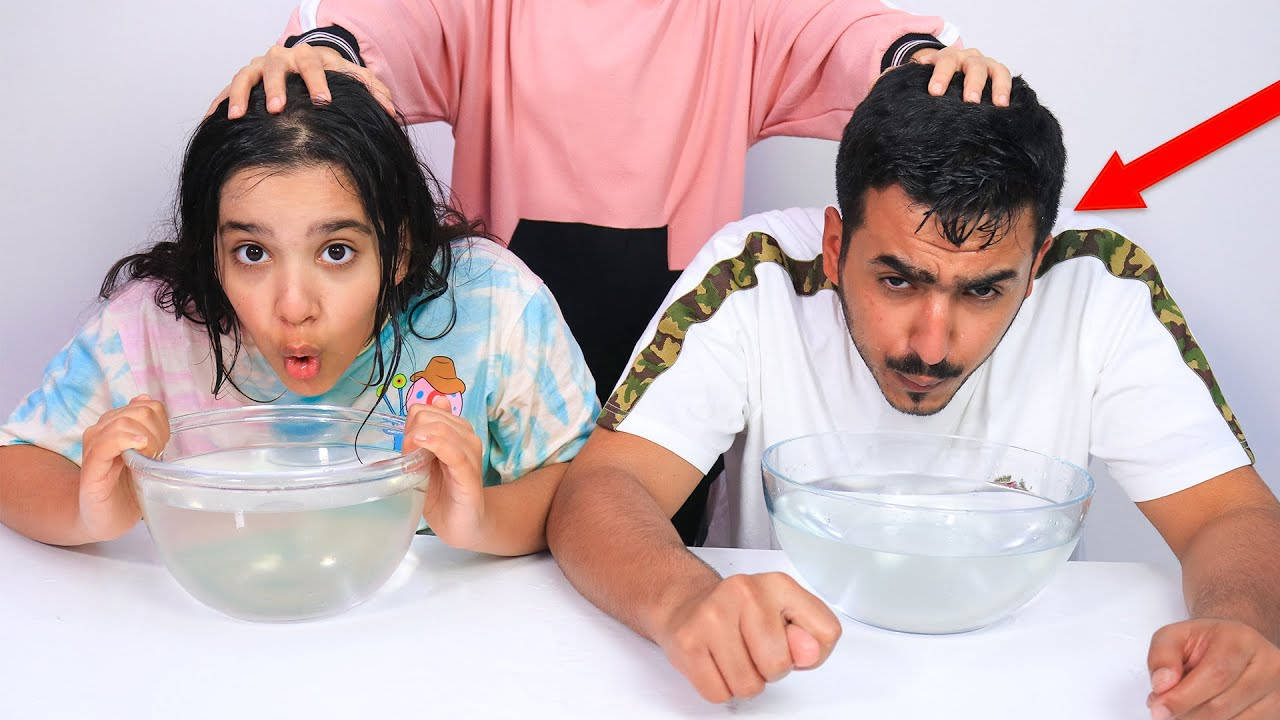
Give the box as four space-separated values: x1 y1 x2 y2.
508 220 717 546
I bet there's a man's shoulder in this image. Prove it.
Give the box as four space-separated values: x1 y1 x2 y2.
682 207 832 298
1036 224 1167 303
702 207 826 262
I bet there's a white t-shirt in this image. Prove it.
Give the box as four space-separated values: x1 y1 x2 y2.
602 208 1252 549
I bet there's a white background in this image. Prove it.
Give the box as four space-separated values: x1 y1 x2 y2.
2 1 1277 570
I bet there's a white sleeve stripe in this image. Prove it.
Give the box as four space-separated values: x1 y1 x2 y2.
892 39 940 67
937 22 962 46
299 0 321 32
295 30 358 63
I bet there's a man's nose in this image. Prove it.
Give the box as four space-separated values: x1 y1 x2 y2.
908 296 951 367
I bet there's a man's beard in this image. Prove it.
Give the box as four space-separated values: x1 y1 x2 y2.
834 290 972 417
884 352 965 408
855 341 966 416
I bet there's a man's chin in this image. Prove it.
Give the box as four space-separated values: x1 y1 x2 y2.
886 396 948 416
879 384 957 417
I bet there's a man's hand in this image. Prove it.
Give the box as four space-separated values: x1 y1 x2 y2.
657 572 842 703
907 45 1012 107
78 394 169 542
1147 618 1280 719
207 43 395 119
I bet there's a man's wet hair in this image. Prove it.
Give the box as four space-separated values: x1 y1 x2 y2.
835 62 1066 257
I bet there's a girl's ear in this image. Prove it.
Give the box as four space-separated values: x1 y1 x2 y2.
394 228 411 285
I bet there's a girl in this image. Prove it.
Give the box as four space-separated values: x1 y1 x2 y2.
0 72 598 556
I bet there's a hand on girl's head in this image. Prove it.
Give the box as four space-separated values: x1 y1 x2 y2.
77 394 171 543
210 43 396 120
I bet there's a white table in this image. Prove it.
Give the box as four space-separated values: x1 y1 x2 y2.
0 524 1184 719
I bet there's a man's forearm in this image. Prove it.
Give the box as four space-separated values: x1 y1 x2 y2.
546 464 720 642
0 445 93 546
1180 505 1280 644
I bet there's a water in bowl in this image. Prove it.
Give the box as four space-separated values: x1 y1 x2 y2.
137 445 424 622
771 475 1079 634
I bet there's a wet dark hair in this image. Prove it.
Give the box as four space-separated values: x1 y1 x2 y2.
101 71 484 399
835 62 1065 259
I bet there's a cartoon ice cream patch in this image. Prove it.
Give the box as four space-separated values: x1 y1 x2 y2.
379 355 467 418
406 356 466 416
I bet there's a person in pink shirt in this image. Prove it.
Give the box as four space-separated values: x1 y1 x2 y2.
214 1 1010 543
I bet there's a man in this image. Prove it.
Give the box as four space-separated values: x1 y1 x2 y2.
547 63 1280 716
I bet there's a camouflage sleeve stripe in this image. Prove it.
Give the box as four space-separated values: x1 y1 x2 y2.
598 232 833 430
1039 228 1253 462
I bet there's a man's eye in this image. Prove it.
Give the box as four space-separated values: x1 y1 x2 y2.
969 285 1000 299
234 245 269 264
882 276 910 289
322 244 354 264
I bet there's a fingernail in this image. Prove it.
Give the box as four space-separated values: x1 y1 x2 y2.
312 93 329 104
997 94 1009 104
930 83 942 93
269 96 283 111
1150 668 1177 693
1150 703 1172 720
228 104 243 117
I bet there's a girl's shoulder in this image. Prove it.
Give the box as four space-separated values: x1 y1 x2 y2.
97 278 208 354
445 236 550 303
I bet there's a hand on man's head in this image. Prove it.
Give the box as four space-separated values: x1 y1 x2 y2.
902 45 1012 107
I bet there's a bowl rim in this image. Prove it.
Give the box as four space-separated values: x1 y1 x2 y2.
122 404 430 491
761 430 1094 515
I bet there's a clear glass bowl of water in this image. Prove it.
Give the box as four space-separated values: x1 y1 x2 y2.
123 405 430 622
762 432 1092 634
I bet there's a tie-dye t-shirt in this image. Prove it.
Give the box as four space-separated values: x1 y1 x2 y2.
0 238 599 486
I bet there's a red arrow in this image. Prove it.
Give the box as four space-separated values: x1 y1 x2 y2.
1075 79 1280 211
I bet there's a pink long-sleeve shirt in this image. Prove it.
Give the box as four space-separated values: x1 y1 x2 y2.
281 1 956 269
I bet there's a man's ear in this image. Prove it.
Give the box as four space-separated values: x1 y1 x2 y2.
1025 233 1054 298
822 206 845 286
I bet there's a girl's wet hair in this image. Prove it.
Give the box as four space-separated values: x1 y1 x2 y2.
102 71 484 400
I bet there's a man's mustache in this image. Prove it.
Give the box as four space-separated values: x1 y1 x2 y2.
885 353 964 380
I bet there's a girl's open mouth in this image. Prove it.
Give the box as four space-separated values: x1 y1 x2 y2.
284 355 320 380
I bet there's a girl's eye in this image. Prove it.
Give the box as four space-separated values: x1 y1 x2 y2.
234 244 269 264
322 243 355 265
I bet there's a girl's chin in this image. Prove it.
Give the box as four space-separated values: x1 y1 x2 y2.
277 371 339 398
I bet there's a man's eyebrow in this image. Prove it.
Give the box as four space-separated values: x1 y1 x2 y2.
219 220 270 236
311 218 374 236
958 269 1019 290
871 254 937 284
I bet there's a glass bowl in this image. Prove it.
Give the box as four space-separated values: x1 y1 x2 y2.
123 405 429 622
762 431 1092 634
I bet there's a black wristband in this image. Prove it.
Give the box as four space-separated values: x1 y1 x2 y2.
881 33 946 72
284 24 364 67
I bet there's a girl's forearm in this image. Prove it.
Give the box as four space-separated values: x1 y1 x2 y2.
0 444 94 546
467 463 569 557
